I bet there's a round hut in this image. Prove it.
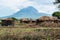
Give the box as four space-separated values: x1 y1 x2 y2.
20 18 30 23
36 16 59 27
39 16 50 21
1 18 14 26
36 16 58 24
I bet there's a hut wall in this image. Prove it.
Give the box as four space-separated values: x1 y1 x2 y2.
1 20 14 26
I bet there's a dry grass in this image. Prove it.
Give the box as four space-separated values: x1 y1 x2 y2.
0 27 60 40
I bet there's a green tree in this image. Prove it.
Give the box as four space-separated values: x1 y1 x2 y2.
52 12 60 19
11 17 18 21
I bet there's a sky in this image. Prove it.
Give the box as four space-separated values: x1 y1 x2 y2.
0 0 58 17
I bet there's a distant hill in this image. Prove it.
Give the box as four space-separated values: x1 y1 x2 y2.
2 6 51 19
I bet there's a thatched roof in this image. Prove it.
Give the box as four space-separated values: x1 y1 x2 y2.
2 18 13 20
20 18 29 21
57 19 60 21
38 16 58 21
49 16 58 20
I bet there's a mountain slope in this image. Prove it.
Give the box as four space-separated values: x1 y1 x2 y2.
3 6 51 19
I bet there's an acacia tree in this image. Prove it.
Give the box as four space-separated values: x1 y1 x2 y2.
52 12 60 19
54 0 60 9
54 0 60 3
52 0 60 19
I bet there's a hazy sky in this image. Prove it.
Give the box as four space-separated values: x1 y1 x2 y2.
0 0 58 17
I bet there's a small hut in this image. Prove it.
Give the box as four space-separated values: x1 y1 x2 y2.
1 18 14 26
36 16 58 24
20 18 30 23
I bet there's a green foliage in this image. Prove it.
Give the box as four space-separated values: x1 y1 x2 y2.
52 12 60 19
54 0 60 4
46 36 50 40
35 29 41 32
23 35 31 40
11 17 18 21
54 0 60 9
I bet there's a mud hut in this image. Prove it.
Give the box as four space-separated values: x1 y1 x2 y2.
57 19 60 22
49 16 60 23
1 18 14 26
20 18 30 23
36 16 58 24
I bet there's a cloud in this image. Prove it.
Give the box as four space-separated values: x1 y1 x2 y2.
17 0 58 14
0 0 28 11
0 0 58 17
33 4 58 14
29 0 55 5
28 0 58 14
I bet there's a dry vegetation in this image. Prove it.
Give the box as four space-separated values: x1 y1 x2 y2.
0 16 60 40
0 28 60 40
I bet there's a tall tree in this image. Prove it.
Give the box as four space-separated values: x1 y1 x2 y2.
54 0 60 4
52 0 60 19
54 0 60 9
52 12 60 19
